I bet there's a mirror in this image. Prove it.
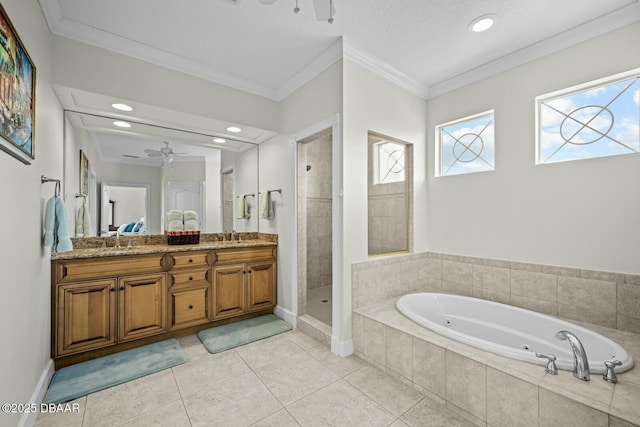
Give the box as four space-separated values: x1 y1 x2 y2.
367 131 413 256
63 111 260 237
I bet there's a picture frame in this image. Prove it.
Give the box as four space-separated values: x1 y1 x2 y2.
79 149 89 196
0 3 36 164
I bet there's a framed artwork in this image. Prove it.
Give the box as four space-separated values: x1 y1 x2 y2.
79 150 89 196
0 3 36 164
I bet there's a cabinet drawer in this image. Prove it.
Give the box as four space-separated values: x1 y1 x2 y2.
55 254 165 283
214 247 274 265
171 288 209 329
170 268 209 287
170 252 212 269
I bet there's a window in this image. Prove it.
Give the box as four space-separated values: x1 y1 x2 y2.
372 139 406 184
536 70 640 164
436 111 495 177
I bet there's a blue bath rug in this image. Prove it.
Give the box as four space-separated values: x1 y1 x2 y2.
197 314 293 353
44 339 186 404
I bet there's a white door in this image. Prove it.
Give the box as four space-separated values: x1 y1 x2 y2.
166 181 204 229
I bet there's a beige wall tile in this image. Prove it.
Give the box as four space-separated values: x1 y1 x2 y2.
442 280 473 297
445 351 486 421
352 313 364 353
442 261 473 286
558 303 616 329
618 315 640 334
510 261 544 272
385 327 413 381
472 264 510 293
610 379 640 425
625 275 640 285
539 389 608 427
543 265 581 277
618 283 640 317
486 368 538 427
412 338 445 399
609 416 640 427
558 276 616 314
363 318 386 367
472 288 510 305
510 269 557 302
510 294 557 316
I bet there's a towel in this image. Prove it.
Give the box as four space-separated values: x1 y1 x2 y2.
167 210 183 221
167 219 184 231
236 196 247 219
259 192 272 220
75 206 93 237
44 196 56 247
54 197 73 253
183 210 198 221
184 219 198 231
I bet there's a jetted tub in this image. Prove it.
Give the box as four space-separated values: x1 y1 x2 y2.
396 293 634 374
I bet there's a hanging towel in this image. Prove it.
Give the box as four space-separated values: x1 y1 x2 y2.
259 192 272 220
82 205 93 237
44 196 56 247
54 197 73 253
236 196 247 219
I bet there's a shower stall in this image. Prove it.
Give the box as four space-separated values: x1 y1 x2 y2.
296 128 333 327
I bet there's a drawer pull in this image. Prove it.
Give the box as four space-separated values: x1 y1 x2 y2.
119 286 125 291
110 287 115 292
189 305 194 309
189 277 193 281
189 259 193 263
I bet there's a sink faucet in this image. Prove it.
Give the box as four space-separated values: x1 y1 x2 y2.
555 330 590 381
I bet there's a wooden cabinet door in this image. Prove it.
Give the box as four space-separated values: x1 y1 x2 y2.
212 264 245 319
118 274 167 342
246 261 276 312
57 279 116 356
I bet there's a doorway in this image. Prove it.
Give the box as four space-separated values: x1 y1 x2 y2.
297 128 333 327
221 169 234 232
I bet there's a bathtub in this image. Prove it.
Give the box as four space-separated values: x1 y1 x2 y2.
396 293 633 374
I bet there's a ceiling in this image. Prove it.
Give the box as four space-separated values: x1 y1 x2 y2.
39 0 640 166
40 0 640 100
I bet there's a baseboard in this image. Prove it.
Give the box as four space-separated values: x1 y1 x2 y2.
18 358 55 427
331 336 354 357
274 305 297 328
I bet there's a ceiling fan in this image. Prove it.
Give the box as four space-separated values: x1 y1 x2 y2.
144 141 187 166
259 0 335 23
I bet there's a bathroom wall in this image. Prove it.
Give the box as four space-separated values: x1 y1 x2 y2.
0 2 64 427
259 60 343 322
425 21 640 275
341 59 429 342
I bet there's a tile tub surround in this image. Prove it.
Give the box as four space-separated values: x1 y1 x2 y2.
353 298 640 427
352 251 640 334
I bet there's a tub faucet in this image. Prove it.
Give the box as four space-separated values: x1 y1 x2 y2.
555 330 590 381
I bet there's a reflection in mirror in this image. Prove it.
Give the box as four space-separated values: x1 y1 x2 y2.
367 132 413 256
100 183 149 235
63 111 260 238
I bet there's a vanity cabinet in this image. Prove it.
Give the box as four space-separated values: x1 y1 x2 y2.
212 247 277 319
52 242 277 368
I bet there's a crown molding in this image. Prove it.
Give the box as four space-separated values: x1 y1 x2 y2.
343 43 430 99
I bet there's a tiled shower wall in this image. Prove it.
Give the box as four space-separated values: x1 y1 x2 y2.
352 251 640 334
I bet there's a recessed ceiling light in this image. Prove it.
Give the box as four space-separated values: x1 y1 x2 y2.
213 137 226 144
226 126 241 133
113 121 132 128
111 103 133 112
469 14 495 32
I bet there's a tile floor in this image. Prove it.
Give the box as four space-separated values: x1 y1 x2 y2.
34 329 476 427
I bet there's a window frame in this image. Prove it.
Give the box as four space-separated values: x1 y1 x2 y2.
435 109 495 177
535 68 640 165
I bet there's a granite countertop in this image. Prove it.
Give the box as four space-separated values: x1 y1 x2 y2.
52 233 277 260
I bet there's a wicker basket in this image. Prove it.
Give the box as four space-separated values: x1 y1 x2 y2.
166 230 200 245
